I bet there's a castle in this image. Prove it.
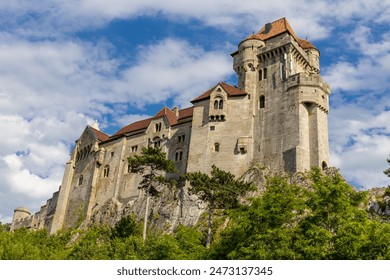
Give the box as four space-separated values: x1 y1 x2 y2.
11 18 331 233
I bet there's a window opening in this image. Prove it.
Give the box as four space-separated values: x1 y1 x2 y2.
78 175 83 186
214 143 220 152
103 165 110 177
214 100 218 109
260 95 265 108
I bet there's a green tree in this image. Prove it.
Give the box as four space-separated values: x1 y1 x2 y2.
295 168 369 259
183 165 255 247
128 146 176 241
210 168 390 260
210 175 307 259
68 226 112 260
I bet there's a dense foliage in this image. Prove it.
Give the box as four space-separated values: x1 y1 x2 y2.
1 168 389 260
183 165 256 247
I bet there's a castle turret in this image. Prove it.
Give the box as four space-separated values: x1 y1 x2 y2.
11 207 31 231
232 37 264 95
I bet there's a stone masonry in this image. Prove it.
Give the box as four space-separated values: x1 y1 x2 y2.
11 18 331 233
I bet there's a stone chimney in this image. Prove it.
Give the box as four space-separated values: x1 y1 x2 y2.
172 106 179 117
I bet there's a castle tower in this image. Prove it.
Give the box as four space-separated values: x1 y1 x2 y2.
10 207 31 231
231 18 331 173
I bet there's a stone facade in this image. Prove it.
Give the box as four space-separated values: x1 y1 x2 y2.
11 18 331 233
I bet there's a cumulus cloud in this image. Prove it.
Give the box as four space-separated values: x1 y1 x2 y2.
1 0 389 40
113 38 232 108
329 106 390 188
0 30 232 220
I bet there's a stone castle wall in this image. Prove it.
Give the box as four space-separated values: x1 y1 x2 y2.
11 18 331 233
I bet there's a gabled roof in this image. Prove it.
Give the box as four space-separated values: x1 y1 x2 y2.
153 107 178 126
110 106 194 139
111 118 152 138
243 17 316 50
89 126 110 142
191 82 247 103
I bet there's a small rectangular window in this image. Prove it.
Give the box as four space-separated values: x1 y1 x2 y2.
263 67 267 79
259 69 262 81
111 151 114 157
131 145 138 153
210 126 215 131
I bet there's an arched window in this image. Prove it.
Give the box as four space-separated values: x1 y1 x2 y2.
175 150 184 161
214 98 223 110
322 161 328 170
260 95 265 108
103 165 110 177
78 175 83 186
214 100 218 109
153 137 161 148
214 142 220 152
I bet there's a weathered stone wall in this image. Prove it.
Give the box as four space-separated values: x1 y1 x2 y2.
11 20 332 234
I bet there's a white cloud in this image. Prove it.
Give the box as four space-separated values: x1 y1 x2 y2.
1 0 390 222
113 38 232 108
329 106 390 188
1 0 389 40
0 32 232 218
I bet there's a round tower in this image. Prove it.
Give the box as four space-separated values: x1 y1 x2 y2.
233 37 264 95
10 207 31 231
306 47 320 73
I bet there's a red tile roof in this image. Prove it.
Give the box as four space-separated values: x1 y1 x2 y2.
110 106 194 139
153 107 178 126
111 118 152 137
178 107 193 120
243 17 316 50
90 127 110 142
191 82 247 103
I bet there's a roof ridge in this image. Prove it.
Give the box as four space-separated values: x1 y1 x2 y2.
88 126 110 142
243 17 316 50
191 82 246 103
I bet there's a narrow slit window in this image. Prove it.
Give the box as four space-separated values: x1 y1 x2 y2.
260 95 265 108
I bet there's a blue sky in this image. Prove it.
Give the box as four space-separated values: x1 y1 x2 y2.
0 0 389 223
